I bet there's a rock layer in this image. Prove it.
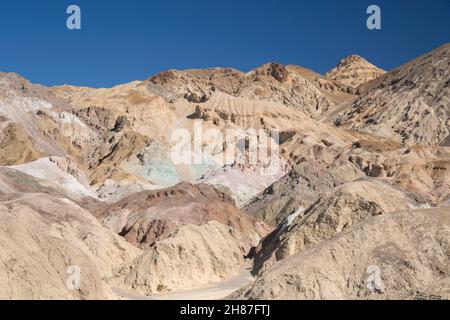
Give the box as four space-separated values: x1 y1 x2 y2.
325 55 385 89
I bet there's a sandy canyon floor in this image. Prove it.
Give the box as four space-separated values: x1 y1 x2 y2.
0 44 449 300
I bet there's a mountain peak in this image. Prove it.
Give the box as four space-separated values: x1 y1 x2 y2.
337 54 366 66
325 54 385 88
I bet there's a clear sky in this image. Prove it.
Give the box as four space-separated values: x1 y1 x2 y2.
0 0 449 87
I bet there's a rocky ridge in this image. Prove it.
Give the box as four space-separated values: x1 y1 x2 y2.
0 44 448 299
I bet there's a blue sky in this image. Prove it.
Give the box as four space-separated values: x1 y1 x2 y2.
0 0 449 87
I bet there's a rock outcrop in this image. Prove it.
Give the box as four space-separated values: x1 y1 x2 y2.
146 63 354 118
94 182 269 248
251 180 418 274
230 208 450 300
0 44 448 300
0 193 140 299
325 54 385 89
115 221 247 295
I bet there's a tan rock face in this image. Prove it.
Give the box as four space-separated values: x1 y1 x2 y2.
230 208 450 300
115 221 247 295
329 44 450 146
0 121 42 165
94 182 269 248
325 54 385 89
0 193 140 300
146 63 354 118
52 81 180 140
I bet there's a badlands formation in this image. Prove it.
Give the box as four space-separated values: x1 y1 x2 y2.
0 44 449 300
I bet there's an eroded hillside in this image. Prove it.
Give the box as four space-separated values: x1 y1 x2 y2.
0 44 449 299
